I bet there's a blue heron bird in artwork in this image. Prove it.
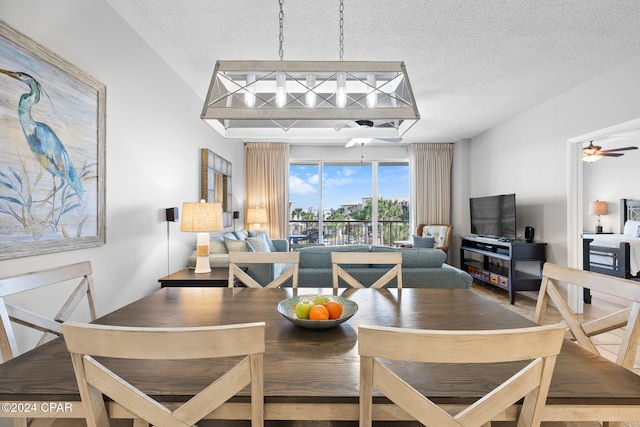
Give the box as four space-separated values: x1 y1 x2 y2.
0 68 83 200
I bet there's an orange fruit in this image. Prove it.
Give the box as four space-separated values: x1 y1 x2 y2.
323 301 343 319
309 304 329 321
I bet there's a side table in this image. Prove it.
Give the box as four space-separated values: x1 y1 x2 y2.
394 240 412 248
159 267 231 288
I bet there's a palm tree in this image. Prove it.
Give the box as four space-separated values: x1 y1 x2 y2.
291 208 304 220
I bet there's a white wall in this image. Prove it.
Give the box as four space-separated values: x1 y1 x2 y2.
0 0 245 352
468 55 640 267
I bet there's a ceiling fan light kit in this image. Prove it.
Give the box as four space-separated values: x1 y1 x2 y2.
582 140 638 162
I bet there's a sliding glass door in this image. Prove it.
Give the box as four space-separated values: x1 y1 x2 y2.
289 161 409 247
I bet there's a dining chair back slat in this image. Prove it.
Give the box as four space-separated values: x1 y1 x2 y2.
358 323 565 427
0 261 99 363
535 263 640 370
63 321 265 427
534 262 640 427
228 251 300 288
331 252 402 289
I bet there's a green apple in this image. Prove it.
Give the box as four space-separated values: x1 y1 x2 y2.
313 295 330 305
295 299 314 319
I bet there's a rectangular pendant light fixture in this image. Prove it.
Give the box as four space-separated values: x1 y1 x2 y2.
201 60 420 141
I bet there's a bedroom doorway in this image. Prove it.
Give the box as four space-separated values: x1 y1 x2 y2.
567 116 640 313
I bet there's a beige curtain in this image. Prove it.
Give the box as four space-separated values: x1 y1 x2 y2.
410 143 454 226
244 143 289 238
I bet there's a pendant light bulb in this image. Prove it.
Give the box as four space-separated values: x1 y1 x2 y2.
336 72 347 108
305 74 317 108
245 74 256 107
366 74 377 108
276 72 287 108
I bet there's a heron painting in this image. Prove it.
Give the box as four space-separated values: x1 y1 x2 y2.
0 68 85 199
0 20 105 259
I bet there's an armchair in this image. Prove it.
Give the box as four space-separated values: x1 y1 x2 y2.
413 224 453 253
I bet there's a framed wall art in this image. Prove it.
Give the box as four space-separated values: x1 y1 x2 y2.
0 20 106 260
201 149 232 228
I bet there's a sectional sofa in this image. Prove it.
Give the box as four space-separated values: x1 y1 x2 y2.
295 244 472 289
188 232 472 289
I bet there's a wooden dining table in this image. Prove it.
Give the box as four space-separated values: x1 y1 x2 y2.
1 286 640 425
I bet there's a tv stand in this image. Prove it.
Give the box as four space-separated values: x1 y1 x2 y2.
460 236 547 304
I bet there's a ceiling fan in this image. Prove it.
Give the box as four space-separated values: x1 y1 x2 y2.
582 140 638 162
345 120 403 147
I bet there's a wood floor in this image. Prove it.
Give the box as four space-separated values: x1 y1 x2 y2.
471 279 640 427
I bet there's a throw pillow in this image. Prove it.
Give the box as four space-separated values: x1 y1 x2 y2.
210 239 228 254
224 237 249 252
412 235 435 248
246 234 271 253
248 230 277 251
233 230 248 240
623 220 640 237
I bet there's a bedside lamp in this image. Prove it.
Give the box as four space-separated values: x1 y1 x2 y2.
589 200 607 233
181 200 223 274
246 207 267 231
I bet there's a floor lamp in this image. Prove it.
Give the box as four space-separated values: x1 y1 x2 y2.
181 200 223 274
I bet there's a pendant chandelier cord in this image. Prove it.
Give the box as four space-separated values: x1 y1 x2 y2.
278 0 285 61
278 0 343 61
339 0 344 61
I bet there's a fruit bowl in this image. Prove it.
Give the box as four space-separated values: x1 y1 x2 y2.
277 295 358 329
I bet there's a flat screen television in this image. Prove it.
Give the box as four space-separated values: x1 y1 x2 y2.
470 193 516 240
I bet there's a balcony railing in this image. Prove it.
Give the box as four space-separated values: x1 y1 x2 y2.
289 220 410 249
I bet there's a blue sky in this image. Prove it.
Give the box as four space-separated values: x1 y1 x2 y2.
289 164 409 212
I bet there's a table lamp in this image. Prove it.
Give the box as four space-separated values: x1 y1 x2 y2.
246 207 267 231
589 200 607 233
181 200 223 273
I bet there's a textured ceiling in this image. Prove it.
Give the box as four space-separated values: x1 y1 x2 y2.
104 0 640 145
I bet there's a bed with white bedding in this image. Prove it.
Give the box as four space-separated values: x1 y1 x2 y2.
583 199 640 283
584 232 640 276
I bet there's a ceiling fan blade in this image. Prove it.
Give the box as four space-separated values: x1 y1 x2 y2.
600 146 638 153
601 152 624 157
345 137 372 148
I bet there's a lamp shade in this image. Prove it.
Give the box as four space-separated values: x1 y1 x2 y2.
180 201 223 232
246 207 268 224
589 201 607 216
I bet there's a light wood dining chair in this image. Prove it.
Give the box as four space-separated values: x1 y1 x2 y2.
63 321 265 427
0 261 100 363
331 251 402 289
228 251 300 288
535 263 640 371
0 261 100 427
534 263 640 427
358 323 565 427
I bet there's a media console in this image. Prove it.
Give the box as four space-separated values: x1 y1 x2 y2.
460 236 547 304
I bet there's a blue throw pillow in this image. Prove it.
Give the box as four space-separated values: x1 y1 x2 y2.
412 235 435 248
248 230 277 251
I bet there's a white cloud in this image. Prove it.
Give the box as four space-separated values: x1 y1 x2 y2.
289 175 316 195
341 167 356 177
